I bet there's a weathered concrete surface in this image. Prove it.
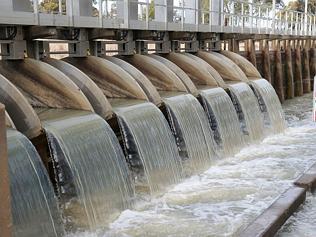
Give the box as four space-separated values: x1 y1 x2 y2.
64 56 149 101
0 58 93 111
274 43 285 103
294 47 304 96
5 111 15 128
262 40 272 83
197 51 249 82
309 48 316 81
122 54 189 93
184 53 227 88
302 47 311 93
146 54 199 96
240 186 306 237
294 162 316 192
0 104 12 237
43 58 113 119
285 45 295 99
165 52 221 87
221 50 262 79
0 74 41 138
247 39 257 68
103 55 163 105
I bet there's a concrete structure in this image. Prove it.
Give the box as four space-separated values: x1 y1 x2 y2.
0 0 313 36
0 104 12 237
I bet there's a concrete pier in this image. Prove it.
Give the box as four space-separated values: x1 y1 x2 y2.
0 103 12 237
285 43 295 99
294 45 304 97
274 41 285 103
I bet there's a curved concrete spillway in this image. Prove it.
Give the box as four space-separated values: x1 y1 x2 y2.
220 50 262 79
184 53 227 88
197 51 249 82
64 56 149 101
164 52 220 88
146 54 199 96
0 74 41 138
102 55 162 105
5 111 15 128
0 58 93 111
122 54 188 93
43 58 113 119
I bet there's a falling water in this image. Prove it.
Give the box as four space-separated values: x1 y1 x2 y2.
163 94 217 174
250 79 286 134
114 102 182 194
7 129 65 237
41 110 134 231
228 82 265 142
200 88 245 156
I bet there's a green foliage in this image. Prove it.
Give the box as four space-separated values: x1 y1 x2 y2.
141 0 155 20
39 0 68 13
39 0 98 13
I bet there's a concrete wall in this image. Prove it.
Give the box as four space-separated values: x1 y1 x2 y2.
0 103 12 237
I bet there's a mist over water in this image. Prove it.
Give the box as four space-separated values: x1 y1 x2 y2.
65 93 315 237
7 129 65 237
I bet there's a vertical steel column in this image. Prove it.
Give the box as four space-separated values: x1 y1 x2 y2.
0 103 12 237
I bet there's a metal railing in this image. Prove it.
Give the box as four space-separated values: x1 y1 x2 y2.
2 0 316 36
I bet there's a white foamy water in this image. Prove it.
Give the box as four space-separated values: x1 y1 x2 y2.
67 93 315 237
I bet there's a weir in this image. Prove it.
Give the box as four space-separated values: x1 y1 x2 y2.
7 129 64 237
114 102 182 194
163 94 217 174
0 0 315 235
250 79 287 134
200 87 245 156
40 110 134 231
228 83 265 142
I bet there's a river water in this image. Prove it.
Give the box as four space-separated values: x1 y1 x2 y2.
67 93 316 237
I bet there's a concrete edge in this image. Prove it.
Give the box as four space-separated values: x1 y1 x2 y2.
0 103 12 237
294 161 316 192
240 161 316 237
239 186 306 237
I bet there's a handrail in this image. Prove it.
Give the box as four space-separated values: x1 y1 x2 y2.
1 0 316 36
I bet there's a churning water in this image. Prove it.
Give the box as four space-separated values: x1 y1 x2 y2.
200 87 245 156
7 129 64 237
163 94 217 174
114 102 182 194
42 110 134 232
228 82 265 142
250 79 286 134
64 93 315 237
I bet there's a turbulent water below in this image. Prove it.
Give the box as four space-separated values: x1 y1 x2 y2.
67 93 315 237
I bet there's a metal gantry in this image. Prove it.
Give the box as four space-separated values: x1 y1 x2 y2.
0 0 315 36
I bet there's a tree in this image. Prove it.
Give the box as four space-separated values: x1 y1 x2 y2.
39 0 64 13
39 0 99 14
